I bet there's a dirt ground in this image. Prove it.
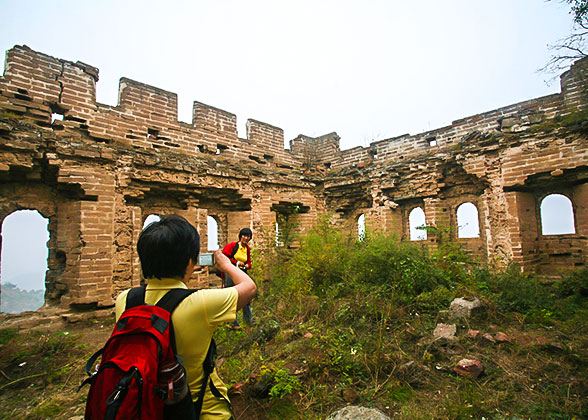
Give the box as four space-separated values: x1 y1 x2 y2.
0 310 268 420
0 312 113 420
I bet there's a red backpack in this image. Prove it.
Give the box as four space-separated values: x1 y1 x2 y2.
81 287 198 420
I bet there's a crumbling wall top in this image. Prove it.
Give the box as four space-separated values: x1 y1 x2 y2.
2 45 588 173
0 45 305 169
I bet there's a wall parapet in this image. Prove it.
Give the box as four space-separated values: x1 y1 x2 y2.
3 45 586 173
0 45 303 170
331 56 588 169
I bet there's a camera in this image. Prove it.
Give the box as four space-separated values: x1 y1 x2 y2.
197 253 215 266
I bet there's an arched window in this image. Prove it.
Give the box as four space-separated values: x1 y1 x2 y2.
540 194 575 235
275 221 282 247
457 202 480 238
357 213 365 241
207 216 219 250
1 210 48 313
143 214 161 230
409 207 427 241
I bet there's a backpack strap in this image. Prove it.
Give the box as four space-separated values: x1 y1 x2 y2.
194 339 233 416
194 376 232 418
155 288 198 355
230 242 239 259
155 288 198 313
83 347 104 378
125 286 146 309
125 286 197 312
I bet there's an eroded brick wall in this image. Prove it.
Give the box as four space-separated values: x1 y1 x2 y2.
1 45 587 310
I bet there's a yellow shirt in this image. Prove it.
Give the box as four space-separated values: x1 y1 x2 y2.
115 278 238 420
233 243 248 265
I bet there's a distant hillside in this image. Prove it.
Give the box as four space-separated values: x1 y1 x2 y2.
1 282 44 313
1 270 46 291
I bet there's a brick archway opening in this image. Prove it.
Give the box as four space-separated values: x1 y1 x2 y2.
0 209 49 314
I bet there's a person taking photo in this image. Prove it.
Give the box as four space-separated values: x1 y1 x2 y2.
221 228 254 328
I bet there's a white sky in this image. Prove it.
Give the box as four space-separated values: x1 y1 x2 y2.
0 0 575 150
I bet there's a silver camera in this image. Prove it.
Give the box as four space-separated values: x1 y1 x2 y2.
197 253 215 266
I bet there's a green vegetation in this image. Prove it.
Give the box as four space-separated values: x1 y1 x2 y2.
0 328 18 345
0 218 586 419
215 216 588 419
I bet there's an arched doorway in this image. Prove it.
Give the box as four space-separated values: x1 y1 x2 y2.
1 210 49 313
207 216 219 250
456 202 480 239
540 194 575 235
357 213 366 241
409 207 427 241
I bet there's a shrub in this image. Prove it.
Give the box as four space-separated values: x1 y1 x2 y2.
557 267 588 299
413 286 455 313
254 215 477 324
255 365 302 401
472 264 551 315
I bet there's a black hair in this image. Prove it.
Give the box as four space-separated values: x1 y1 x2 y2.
239 227 253 239
137 214 200 279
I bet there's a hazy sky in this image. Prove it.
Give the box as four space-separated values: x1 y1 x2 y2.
0 0 574 150
0 1 578 294
1 210 49 291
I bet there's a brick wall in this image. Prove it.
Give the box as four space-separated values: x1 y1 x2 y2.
0 45 304 168
1 45 588 310
561 57 588 113
290 132 341 169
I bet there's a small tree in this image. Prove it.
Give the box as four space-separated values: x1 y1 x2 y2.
542 0 588 74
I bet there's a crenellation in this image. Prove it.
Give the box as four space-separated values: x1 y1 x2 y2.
192 101 238 138
246 119 284 150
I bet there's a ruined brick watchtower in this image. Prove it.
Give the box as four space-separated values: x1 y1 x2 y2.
1 45 587 309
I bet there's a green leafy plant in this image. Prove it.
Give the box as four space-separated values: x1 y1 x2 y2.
268 368 301 400
471 264 551 315
212 214 588 419
557 267 588 298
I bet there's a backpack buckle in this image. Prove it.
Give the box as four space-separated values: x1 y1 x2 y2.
106 368 138 405
106 388 123 405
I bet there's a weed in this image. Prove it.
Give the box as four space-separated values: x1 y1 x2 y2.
472 264 550 316
561 109 588 128
267 398 299 419
1 111 23 119
267 368 301 400
0 328 18 345
32 400 63 418
40 331 73 354
557 267 588 299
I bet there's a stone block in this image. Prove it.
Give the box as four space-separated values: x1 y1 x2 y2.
327 406 390 420
449 297 484 319
453 359 484 378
